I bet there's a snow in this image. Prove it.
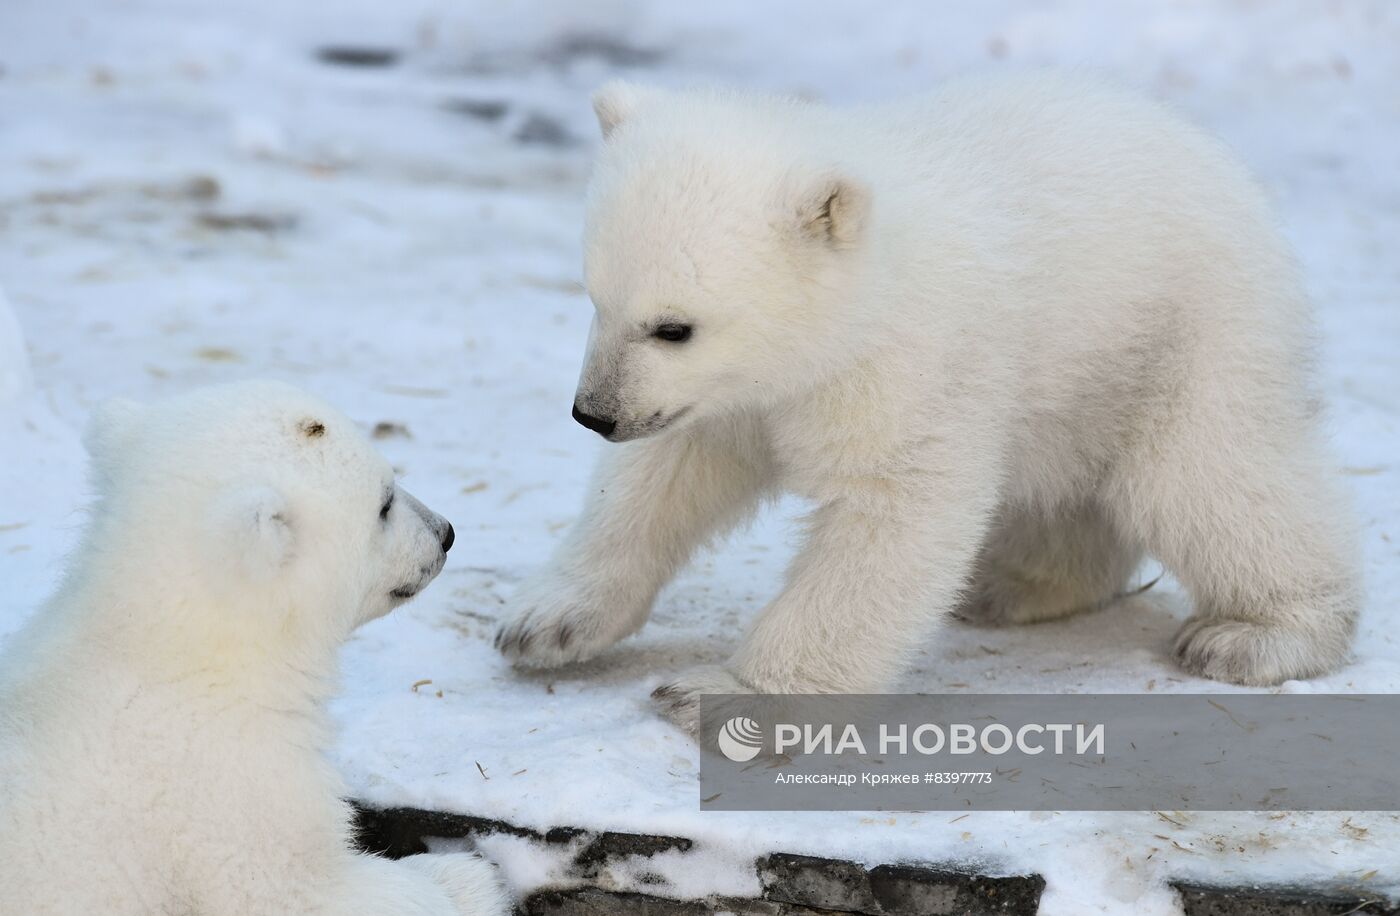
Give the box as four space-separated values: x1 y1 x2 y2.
0 289 85 621
2 1 1398 913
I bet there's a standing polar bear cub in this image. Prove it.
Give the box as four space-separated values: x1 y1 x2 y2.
497 74 1359 725
0 382 510 916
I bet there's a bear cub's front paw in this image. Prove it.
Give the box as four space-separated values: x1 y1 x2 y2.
651 665 754 736
494 577 642 669
401 853 513 916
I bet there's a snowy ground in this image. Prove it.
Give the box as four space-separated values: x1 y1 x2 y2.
2 2 1399 913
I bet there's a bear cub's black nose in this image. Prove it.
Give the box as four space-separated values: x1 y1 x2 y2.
572 404 616 438
441 523 455 553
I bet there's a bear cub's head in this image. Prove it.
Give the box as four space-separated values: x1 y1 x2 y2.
81 381 453 649
573 81 872 442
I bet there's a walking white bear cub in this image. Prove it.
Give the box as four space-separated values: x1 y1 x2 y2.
497 74 1359 727
0 381 510 915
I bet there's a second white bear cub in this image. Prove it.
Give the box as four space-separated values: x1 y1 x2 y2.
498 74 1359 727
0 381 510 916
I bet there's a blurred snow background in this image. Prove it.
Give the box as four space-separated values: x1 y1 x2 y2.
1 1 1398 913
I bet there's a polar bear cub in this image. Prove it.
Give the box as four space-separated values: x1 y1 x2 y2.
0 381 510 916
497 74 1359 725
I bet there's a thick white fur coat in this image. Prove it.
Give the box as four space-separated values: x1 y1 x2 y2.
0 382 510 915
498 73 1359 726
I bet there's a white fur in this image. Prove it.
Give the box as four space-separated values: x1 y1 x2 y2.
498 73 1360 730
0 381 510 915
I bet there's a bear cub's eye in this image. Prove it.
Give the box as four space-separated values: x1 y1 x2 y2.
653 323 693 343
379 493 394 521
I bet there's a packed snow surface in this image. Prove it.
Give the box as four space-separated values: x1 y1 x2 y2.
1 2 1398 913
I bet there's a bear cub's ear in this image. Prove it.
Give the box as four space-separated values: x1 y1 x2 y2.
209 484 294 581
592 80 652 140
794 172 871 248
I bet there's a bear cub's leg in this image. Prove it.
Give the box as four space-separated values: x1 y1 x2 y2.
329 850 511 915
1111 415 1359 686
654 451 1001 731
957 499 1144 626
497 418 772 668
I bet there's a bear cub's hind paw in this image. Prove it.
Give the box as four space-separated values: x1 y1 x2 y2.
1172 616 1350 686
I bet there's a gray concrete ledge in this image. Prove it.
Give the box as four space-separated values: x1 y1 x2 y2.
1174 883 1399 915
353 804 1395 915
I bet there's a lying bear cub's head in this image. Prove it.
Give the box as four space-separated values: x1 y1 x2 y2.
572 81 872 442
81 381 453 641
